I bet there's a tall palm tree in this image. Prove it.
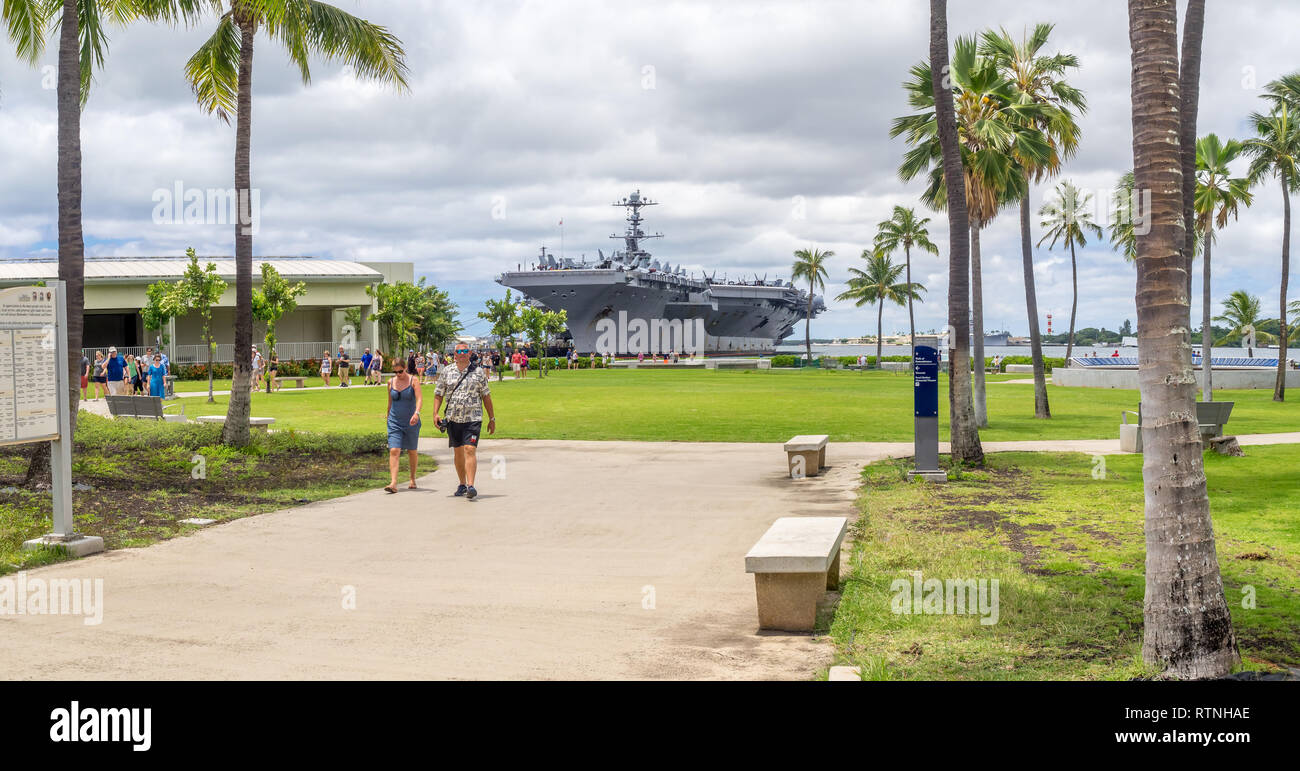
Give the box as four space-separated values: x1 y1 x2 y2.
1037 180 1103 361
1179 0 1206 332
893 34 1051 427
836 249 923 367
1127 0 1237 680
1194 133 1254 401
172 0 409 446
791 248 832 363
1213 290 1274 357
981 23 1086 420
1242 104 1300 400
922 0 981 464
873 205 938 350
1108 171 1139 263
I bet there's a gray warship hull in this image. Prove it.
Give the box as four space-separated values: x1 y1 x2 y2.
496 268 815 354
495 190 823 355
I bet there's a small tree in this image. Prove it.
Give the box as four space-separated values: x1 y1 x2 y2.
141 281 179 350
252 263 306 392
479 291 523 351
519 305 567 378
177 249 228 402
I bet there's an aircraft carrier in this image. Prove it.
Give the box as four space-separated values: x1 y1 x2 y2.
495 191 825 355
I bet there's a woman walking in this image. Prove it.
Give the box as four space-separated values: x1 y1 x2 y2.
92 351 107 400
384 356 423 493
267 351 280 393
369 349 383 385
320 349 332 386
125 354 143 395
147 354 167 398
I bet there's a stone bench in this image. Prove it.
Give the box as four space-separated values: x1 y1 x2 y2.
275 376 307 388
745 516 848 631
784 434 828 478
196 415 276 431
1005 364 1035 373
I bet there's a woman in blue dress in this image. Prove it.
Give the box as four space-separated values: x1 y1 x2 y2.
384 356 423 493
148 355 167 398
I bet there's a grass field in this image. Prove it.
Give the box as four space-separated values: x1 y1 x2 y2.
169 368 1300 442
828 447 1300 680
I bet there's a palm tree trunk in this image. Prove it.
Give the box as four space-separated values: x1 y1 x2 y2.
1066 239 1078 362
905 244 915 351
970 224 988 427
1201 225 1213 401
1179 0 1205 333
1275 174 1290 401
1129 0 1237 679
930 0 982 465
876 299 884 368
222 17 256 446
1020 191 1050 418
805 291 813 364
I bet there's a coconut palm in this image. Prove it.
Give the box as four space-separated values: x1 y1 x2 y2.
1038 180 1103 361
791 247 832 364
892 34 1051 427
924 0 982 465
1179 0 1207 329
1243 103 1300 400
981 23 1086 419
874 206 938 350
836 249 924 368
1213 290 1274 356
168 0 409 446
1127 0 1237 680
1194 134 1254 401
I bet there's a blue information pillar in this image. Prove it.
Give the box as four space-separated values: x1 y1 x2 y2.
908 335 946 481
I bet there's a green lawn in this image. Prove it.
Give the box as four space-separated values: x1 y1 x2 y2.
828 447 1300 680
171 368 1300 442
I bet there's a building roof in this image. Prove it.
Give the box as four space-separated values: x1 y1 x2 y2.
0 258 386 283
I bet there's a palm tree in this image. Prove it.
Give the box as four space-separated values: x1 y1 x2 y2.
873 206 938 350
923 0 981 464
1127 0 1237 680
1194 134 1254 401
981 23 1086 420
893 34 1051 427
1038 180 1103 361
791 248 832 364
1213 290 1274 357
1179 0 1207 332
836 249 923 367
1243 104 1300 400
174 0 409 446
1108 171 1139 263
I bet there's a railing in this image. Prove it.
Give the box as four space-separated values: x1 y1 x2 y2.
83 341 371 364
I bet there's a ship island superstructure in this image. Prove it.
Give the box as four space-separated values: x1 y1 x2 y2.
495 190 825 355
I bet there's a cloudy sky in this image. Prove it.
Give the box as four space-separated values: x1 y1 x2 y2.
0 0 1294 338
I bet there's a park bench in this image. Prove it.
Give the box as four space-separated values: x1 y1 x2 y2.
784 434 828 478
275 376 307 389
105 395 186 423
196 415 276 431
745 516 848 631
1119 401 1234 453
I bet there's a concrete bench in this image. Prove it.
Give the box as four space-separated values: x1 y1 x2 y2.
1119 401 1235 453
106 395 186 423
275 376 307 388
784 434 829 478
196 415 275 431
1005 364 1035 374
745 516 848 631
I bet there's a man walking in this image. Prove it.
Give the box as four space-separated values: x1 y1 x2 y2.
337 345 351 387
105 347 126 395
360 348 372 385
433 344 496 501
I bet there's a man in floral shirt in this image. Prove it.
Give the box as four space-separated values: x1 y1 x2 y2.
433 344 496 500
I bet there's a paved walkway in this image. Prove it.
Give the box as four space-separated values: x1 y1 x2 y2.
6 432 1298 680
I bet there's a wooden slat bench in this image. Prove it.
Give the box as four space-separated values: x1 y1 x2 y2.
105 395 186 423
784 434 828 478
196 415 275 431
745 516 848 631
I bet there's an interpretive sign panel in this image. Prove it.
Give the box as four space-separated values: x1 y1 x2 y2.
0 286 58 445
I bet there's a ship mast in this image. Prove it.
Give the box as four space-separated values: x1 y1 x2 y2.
611 190 662 265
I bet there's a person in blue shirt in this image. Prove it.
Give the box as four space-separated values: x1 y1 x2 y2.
361 348 373 384
104 347 127 395
148 355 167 398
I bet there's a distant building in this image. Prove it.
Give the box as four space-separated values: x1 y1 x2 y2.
0 257 413 362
